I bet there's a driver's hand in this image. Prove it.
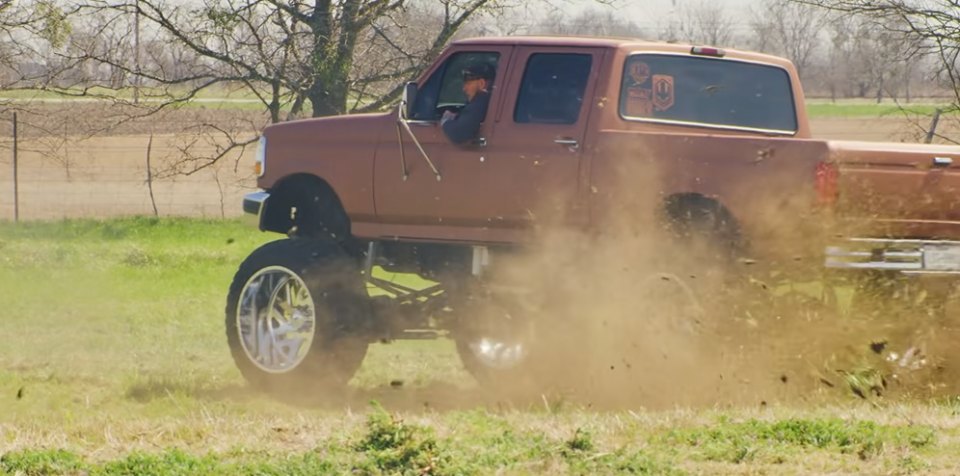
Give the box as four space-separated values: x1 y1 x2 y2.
440 110 457 126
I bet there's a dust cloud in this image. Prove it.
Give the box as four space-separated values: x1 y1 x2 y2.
454 149 960 410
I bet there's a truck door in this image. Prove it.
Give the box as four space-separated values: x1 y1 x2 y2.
486 46 603 226
372 46 601 238
373 47 514 228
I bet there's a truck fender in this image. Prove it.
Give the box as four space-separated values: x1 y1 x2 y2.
661 193 743 255
261 174 351 242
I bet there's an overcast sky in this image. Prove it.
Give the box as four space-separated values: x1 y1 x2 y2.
517 0 757 38
589 0 753 16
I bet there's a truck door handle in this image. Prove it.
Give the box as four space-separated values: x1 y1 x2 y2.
554 138 579 148
933 157 953 167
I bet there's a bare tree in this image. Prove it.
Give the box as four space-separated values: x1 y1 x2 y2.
54 0 507 122
0 1 524 176
531 6 644 37
750 0 828 79
796 1 959 107
823 13 920 102
668 0 738 47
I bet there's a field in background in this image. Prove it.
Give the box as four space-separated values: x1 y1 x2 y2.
0 102 956 222
0 134 256 220
1 218 959 474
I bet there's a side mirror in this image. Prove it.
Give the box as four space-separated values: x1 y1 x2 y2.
402 82 418 119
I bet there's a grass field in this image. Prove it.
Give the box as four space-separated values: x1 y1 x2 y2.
1 217 960 474
805 100 954 119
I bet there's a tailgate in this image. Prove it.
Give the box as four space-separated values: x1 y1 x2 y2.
830 140 960 238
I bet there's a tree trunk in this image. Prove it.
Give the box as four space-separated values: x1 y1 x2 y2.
905 70 911 103
309 84 347 117
268 81 281 123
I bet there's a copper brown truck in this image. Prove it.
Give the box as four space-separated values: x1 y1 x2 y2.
226 36 960 394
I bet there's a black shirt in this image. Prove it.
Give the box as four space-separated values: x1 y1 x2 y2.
442 90 490 144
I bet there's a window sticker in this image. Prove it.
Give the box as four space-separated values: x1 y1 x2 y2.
652 74 675 112
625 87 652 116
625 61 653 116
628 61 651 86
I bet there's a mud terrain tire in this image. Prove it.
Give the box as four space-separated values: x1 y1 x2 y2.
225 238 369 395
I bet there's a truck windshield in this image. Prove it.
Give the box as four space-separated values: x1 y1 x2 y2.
619 54 797 134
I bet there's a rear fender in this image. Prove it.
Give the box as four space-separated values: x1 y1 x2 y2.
662 193 743 253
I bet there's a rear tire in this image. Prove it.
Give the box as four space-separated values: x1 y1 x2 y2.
225 238 369 396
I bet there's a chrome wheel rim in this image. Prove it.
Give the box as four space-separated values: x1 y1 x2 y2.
466 307 531 370
468 336 528 370
236 266 316 373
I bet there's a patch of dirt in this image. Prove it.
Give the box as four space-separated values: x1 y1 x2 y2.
811 115 960 143
0 132 258 219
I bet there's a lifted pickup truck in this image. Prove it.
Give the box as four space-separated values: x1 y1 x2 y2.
227 36 960 394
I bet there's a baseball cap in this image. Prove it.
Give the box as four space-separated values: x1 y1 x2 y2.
462 63 495 81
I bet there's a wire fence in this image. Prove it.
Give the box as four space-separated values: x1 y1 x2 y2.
0 115 258 221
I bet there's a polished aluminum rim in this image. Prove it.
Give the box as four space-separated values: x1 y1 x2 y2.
468 337 528 369
236 266 316 373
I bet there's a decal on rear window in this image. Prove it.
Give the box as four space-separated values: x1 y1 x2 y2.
624 61 653 117
619 54 798 134
628 61 650 85
652 75 674 112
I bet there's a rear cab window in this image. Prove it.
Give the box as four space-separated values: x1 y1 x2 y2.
514 53 593 124
619 54 798 134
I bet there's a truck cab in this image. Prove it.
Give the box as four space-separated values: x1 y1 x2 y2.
250 37 827 254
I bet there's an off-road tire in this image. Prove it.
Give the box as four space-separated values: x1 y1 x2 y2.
225 238 369 396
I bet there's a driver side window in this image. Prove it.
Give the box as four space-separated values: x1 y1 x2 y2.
411 51 500 121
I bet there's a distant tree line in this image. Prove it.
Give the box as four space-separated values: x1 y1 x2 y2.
0 0 955 171
0 1 951 113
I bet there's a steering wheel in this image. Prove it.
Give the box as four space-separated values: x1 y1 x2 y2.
436 103 464 116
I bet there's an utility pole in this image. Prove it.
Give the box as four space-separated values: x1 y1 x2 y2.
133 0 141 104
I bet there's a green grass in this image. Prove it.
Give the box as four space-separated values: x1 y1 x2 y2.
805 101 953 118
1 217 958 474
0 411 945 474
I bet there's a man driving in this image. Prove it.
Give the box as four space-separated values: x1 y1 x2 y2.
441 63 495 144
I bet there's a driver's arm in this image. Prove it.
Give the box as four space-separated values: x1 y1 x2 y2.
441 93 490 144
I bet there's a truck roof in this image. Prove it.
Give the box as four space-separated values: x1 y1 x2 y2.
452 35 794 69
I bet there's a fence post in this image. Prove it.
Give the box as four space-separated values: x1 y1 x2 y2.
145 133 158 216
12 112 18 222
925 108 942 144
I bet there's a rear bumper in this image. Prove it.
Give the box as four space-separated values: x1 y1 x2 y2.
825 238 960 275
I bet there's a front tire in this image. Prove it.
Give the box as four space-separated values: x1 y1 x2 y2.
225 238 369 395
